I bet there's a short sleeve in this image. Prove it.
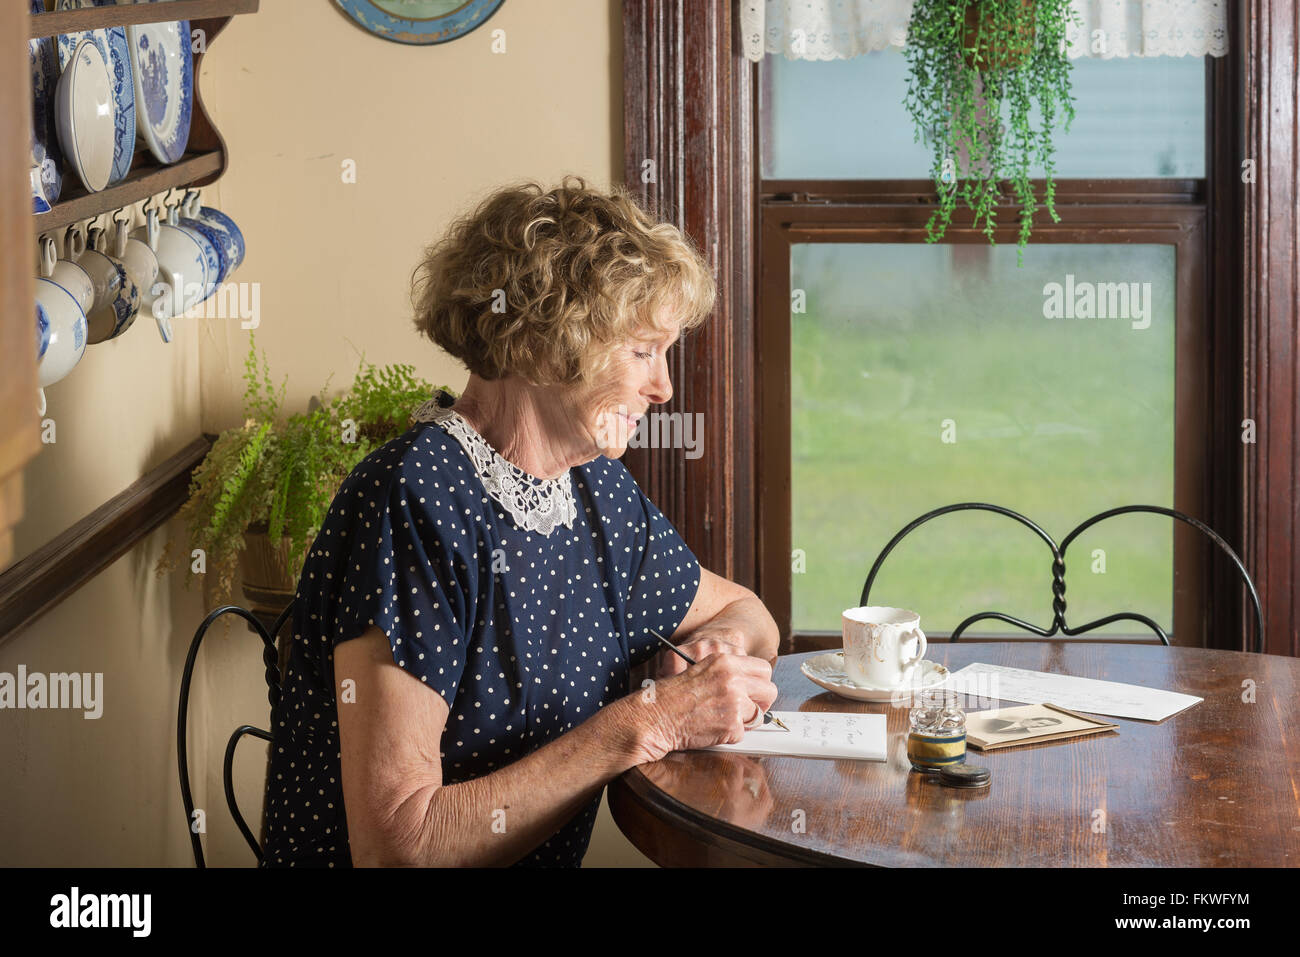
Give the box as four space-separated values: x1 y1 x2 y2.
619 468 702 669
331 463 476 708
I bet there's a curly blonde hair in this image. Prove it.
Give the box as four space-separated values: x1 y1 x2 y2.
411 174 716 386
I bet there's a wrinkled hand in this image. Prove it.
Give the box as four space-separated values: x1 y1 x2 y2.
633 651 778 762
653 625 749 679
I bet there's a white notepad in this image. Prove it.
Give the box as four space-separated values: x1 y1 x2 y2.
702 711 887 761
944 662 1203 722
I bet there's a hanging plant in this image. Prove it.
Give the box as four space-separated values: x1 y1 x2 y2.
903 0 1080 263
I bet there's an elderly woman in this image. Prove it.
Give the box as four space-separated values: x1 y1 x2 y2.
262 176 779 867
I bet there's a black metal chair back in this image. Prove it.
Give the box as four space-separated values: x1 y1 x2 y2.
177 600 295 867
860 504 1264 652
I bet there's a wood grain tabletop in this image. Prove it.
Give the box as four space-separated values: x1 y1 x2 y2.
607 642 1300 867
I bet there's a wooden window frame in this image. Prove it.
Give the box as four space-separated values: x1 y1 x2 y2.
757 189 1210 650
622 0 1298 658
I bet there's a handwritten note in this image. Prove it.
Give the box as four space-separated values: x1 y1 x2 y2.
702 711 887 761
943 662 1202 722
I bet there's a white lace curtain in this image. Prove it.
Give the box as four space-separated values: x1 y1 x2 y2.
740 0 1229 61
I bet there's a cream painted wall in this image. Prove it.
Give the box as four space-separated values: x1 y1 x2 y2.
3 0 653 866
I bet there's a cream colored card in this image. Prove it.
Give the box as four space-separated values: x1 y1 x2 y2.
701 711 887 761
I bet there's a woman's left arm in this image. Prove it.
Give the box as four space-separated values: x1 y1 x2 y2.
657 568 780 675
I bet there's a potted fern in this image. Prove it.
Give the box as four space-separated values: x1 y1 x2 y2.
156 333 452 627
903 0 1080 262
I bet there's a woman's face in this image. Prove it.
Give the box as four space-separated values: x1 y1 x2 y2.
570 321 681 459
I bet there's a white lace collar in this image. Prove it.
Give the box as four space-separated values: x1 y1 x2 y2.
410 391 576 536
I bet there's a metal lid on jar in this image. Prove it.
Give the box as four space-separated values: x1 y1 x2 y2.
939 763 991 788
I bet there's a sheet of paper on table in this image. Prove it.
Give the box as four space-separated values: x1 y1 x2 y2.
943 662 1202 722
703 711 887 761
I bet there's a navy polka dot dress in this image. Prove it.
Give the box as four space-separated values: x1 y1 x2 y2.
261 389 701 867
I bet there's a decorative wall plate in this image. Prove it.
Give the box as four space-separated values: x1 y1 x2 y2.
333 0 506 46
117 1 194 165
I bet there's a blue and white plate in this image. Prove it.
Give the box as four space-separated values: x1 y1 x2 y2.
117 1 193 164
30 158 52 213
334 0 506 46
30 0 64 205
56 0 135 186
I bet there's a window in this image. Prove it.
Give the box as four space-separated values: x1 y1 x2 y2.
764 48 1206 179
758 50 1213 643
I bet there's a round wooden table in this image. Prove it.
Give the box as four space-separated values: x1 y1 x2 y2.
608 643 1300 867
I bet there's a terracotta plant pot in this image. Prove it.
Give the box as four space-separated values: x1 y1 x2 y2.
239 524 303 679
962 0 1036 71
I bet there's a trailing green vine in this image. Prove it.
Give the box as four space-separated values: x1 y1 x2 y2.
903 0 1080 263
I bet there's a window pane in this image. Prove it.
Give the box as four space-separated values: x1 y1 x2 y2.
790 243 1175 635
763 48 1205 179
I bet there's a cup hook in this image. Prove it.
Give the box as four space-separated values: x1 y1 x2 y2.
38 235 56 277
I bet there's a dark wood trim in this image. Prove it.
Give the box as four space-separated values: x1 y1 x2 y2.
1204 35 1246 652
187 16 238 190
33 152 223 235
757 205 1212 651
788 632 1166 653
28 0 258 37
0 435 213 645
757 208 792 642
1240 1 1299 657
761 178 1206 205
622 0 757 588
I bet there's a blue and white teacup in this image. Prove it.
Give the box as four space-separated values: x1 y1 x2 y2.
108 217 159 319
79 223 140 344
35 271 89 414
37 301 51 362
182 191 244 282
167 201 221 305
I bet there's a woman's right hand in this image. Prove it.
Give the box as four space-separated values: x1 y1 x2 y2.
630 652 779 764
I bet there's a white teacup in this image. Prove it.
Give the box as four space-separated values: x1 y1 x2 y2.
131 204 208 339
38 233 94 316
129 208 174 341
34 276 88 401
842 606 928 689
108 218 159 303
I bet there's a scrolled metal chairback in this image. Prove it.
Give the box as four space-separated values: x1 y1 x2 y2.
860 504 1263 652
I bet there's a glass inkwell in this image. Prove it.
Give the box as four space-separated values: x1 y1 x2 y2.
906 686 967 773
